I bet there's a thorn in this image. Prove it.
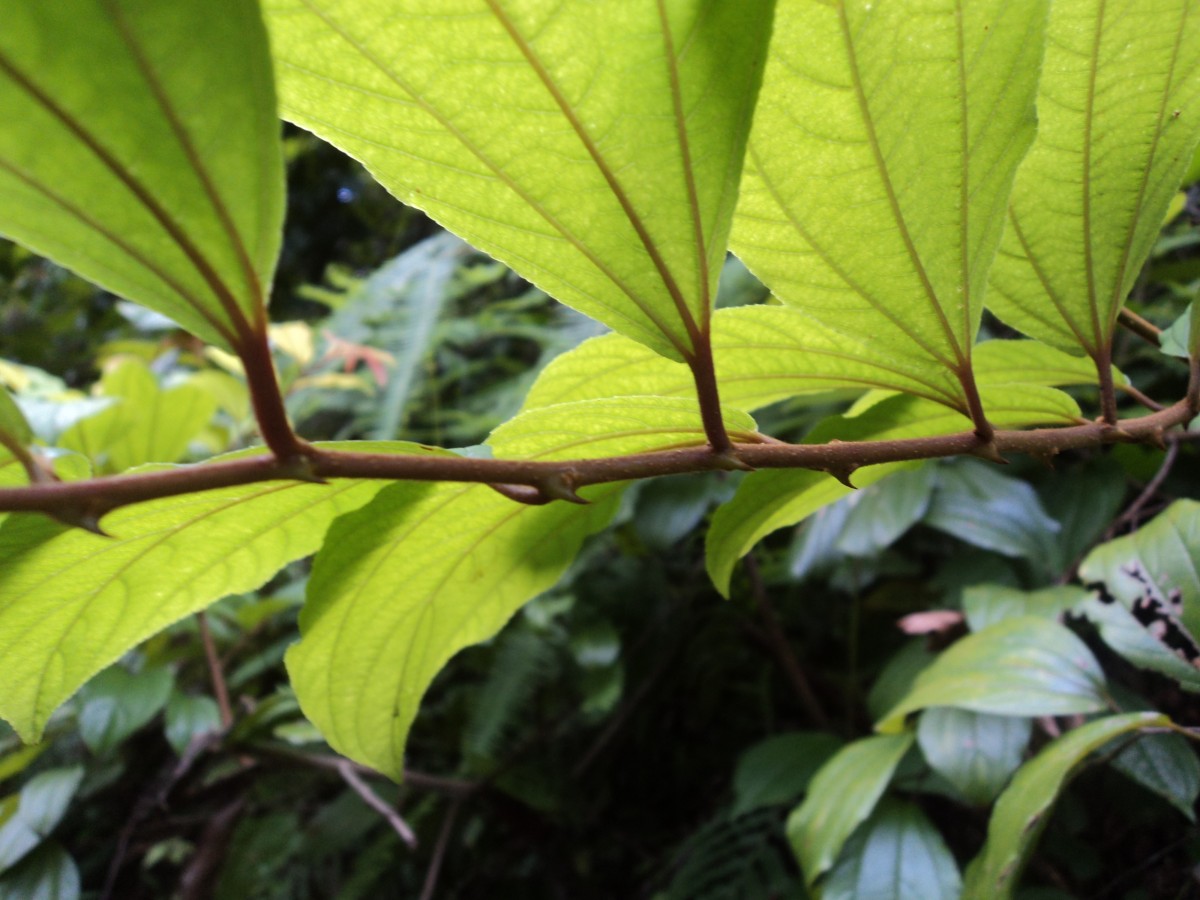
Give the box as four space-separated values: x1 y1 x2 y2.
710 449 755 472
49 507 110 536
489 484 551 506
536 473 588 505
278 452 327 484
970 440 1008 465
825 464 858 489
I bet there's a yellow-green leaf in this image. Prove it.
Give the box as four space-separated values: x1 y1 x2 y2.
988 0 1200 357
734 0 1048 396
0 0 283 347
265 0 774 361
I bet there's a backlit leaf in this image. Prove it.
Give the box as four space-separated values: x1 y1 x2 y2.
734 0 1048 401
265 0 774 361
0 0 283 347
988 0 1200 357
787 732 913 889
288 398 754 779
962 713 1166 899
0 442 435 742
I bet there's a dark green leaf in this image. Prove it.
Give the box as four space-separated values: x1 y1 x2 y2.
822 798 960 900
963 584 1090 633
963 713 1166 899
0 842 79 900
917 708 1032 806
164 692 223 756
923 460 1060 562
732 732 843 817
0 767 82 871
78 665 173 756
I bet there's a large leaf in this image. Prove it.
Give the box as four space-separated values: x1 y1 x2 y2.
732 732 843 816
963 712 1166 899
705 390 1082 595
265 0 773 361
988 0 1200 357
821 798 961 900
787 732 913 889
0 0 283 347
0 442 434 742
289 398 756 779
876 617 1107 733
733 0 1048 401
0 767 83 872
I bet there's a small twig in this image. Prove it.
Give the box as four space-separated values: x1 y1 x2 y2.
1106 442 1180 538
1120 383 1165 412
197 611 233 729
244 743 477 796
1117 308 1163 346
419 797 462 900
743 555 830 728
337 758 417 848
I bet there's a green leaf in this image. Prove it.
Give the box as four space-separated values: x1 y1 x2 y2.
0 0 283 348
1075 595 1200 692
59 359 217 473
821 798 961 900
77 664 173 756
1109 727 1200 821
289 398 749 779
876 617 1107 733
265 0 774 361
1079 499 1200 644
0 767 83 871
962 712 1166 899
164 693 224 756
734 0 1048 400
963 584 1090 633
705 390 1081 596
1038 458 1128 573
0 441 434 743
787 732 913 889
917 708 1032 805
923 459 1061 562
0 842 80 900
732 732 843 817
988 0 1200 357
1160 302 1193 358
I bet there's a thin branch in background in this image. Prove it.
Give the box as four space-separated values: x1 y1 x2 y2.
743 554 830 729
337 758 417 848
1117 308 1163 346
419 797 463 900
197 610 233 729
244 743 478 796
1106 441 1180 539
1120 383 1165 412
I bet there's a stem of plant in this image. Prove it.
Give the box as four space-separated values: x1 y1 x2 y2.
686 341 734 455
1095 346 1119 425
0 399 1192 520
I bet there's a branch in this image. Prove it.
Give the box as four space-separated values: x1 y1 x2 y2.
337 758 418 848
0 400 1191 518
1116 308 1162 346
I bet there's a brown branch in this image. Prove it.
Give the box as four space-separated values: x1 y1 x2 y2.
1117 308 1162 346
1105 441 1180 538
0 401 1191 519
337 758 418 848
419 797 463 900
196 610 233 729
743 554 830 728
244 743 478 796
